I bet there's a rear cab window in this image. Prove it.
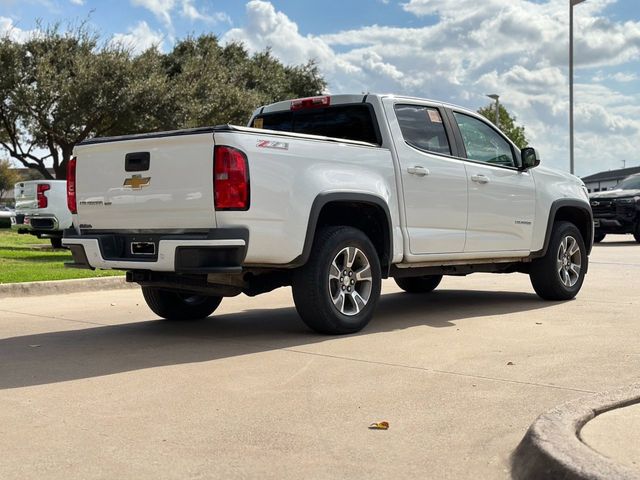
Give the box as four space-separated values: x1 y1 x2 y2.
394 104 452 155
251 104 381 145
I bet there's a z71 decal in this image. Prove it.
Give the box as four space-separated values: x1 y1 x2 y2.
256 140 289 150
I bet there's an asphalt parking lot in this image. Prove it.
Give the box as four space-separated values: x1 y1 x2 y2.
1 237 639 480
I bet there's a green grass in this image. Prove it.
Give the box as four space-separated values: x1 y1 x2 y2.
0 229 123 284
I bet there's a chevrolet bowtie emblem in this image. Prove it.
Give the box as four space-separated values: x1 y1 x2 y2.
123 174 151 190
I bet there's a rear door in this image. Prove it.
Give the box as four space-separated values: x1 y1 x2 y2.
448 110 535 253
384 98 468 254
74 132 217 230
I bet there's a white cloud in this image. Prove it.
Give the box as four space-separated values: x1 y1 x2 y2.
131 0 230 29
181 0 230 24
132 0 176 29
0 17 40 42
222 0 640 176
70 0 85 5
111 21 164 54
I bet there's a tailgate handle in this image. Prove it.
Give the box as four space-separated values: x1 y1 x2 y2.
125 152 150 172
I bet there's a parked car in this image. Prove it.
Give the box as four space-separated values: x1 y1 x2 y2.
64 94 593 334
590 173 640 243
14 180 72 248
0 206 15 228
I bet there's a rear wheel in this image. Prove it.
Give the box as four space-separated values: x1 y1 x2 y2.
593 231 606 243
529 221 587 300
292 226 381 335
394 275 442 294
142 287 222 320
50 237 63 249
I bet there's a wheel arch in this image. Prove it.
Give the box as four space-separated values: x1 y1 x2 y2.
534 200 594 258
294 193 393 277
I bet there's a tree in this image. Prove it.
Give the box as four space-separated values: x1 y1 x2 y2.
0 159 19 202
0 26 326 180
0 23 171 180
477 103 528 149
159 37 326 128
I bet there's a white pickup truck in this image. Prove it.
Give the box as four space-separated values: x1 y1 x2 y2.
15 180 72 248
64 94 593 334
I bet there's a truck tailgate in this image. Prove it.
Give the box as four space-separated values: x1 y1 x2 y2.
14 182 37 212
74 132 216 230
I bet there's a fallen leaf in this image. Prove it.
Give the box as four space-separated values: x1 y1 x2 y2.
369 421 389 430
535 322 542 325
507 361 515 366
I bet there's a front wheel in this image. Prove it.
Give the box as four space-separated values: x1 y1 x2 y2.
634 223 640 243
292 226 382 335
529 221 587 300
593 231 606 243
142 287 222 320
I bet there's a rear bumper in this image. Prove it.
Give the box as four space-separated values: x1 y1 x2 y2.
17 214 60 232
63 228 249 273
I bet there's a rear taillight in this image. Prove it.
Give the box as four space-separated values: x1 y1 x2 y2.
37 183 50 209
67 157 77 214
290 96 330 111
214 146 249 211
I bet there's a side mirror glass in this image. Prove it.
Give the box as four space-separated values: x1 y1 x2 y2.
521 147 540 170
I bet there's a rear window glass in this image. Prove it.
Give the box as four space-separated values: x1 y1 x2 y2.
252 104 380 145
394 104 451 155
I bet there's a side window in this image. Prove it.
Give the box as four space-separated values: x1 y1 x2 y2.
453 112 515 167
395 104 451 155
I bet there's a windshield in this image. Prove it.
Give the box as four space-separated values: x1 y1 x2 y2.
616 175 640 190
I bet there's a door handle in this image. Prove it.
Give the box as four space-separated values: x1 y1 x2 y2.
407 166 430 176
471 174 490 184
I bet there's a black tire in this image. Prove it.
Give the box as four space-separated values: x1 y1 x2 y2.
142 287 222 320
50 237 63 249
529 221 587 300
593 231 606 243
292 226 382 335
634 223 640 243
394 275 443 294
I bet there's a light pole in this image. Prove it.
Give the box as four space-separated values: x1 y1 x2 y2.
487 94 500 129
570 0 586 175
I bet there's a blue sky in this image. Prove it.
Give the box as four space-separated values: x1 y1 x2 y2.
1 0 639 177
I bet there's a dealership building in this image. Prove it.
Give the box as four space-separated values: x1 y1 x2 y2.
581 166 640 193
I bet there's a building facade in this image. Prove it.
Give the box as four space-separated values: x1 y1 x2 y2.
581 166 640 193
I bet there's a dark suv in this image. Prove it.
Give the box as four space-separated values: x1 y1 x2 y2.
590 174 640 243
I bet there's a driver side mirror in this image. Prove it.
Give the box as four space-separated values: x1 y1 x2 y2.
520 147 540 170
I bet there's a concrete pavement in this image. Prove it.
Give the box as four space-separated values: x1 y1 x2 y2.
1 237 639 479
582 397 640 473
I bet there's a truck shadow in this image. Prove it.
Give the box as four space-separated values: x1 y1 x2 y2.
594 240 638 247
0 289 550 390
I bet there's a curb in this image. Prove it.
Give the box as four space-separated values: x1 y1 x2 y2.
0 276 137 299
511 384 640 480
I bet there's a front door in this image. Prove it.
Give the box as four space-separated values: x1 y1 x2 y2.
451 111 535 253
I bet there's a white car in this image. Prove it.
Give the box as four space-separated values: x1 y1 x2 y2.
14 180 72 248
64 94 593 334
0 206 15 228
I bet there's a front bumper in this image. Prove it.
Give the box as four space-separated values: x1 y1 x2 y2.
63 228 249 274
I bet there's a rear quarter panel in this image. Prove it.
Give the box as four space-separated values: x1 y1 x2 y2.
214 131 403 265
